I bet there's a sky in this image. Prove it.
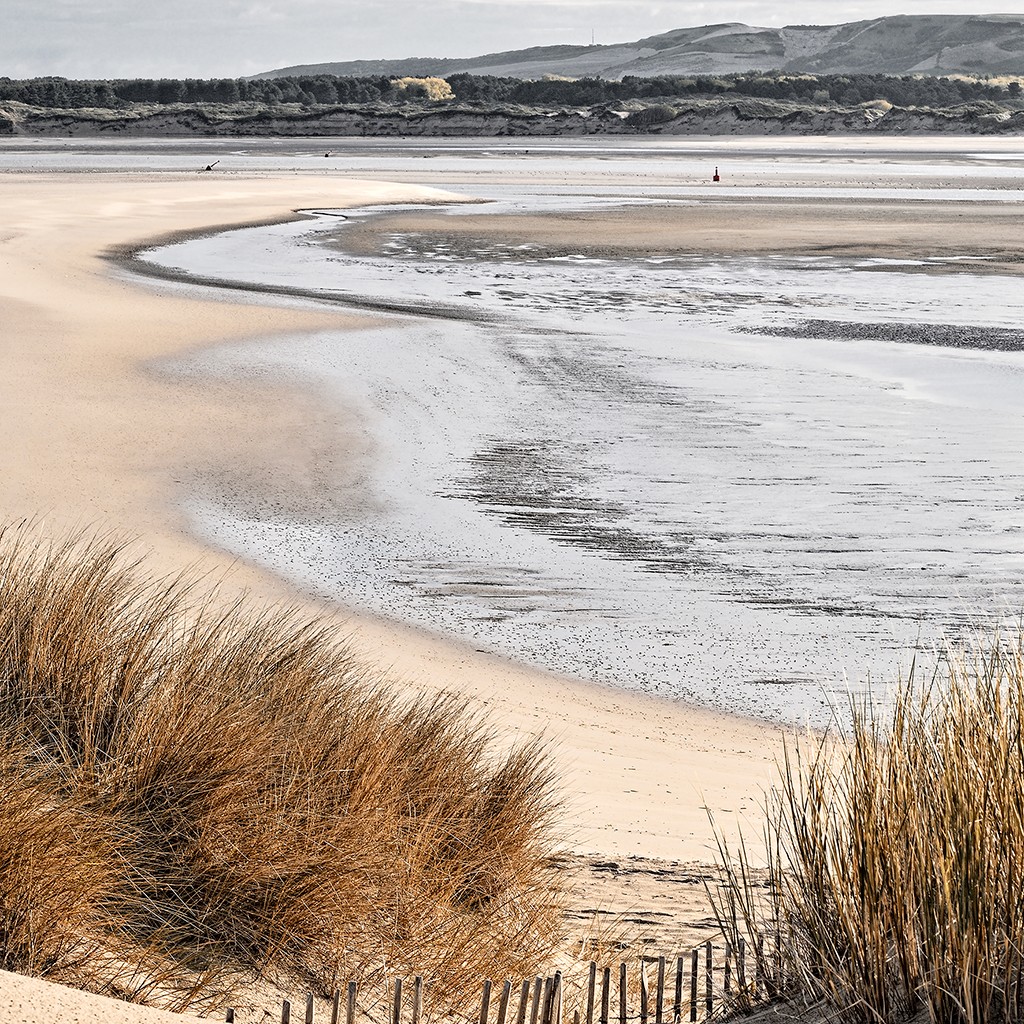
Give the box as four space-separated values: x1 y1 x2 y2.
2 0 1020 79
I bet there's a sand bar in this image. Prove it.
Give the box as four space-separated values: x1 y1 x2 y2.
338 197 1024 271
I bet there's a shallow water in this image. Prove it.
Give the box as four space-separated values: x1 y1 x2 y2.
135 161 1024 727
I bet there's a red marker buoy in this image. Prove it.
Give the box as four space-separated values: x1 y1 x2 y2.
712 166 720 182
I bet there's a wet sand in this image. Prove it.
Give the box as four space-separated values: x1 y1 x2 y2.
136 177 1024 722
336 197 1024 272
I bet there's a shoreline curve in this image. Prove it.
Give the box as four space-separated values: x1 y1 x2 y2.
0 168 785 863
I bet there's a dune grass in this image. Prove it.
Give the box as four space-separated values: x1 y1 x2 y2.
0 525 564 1012
712 637 1024 1024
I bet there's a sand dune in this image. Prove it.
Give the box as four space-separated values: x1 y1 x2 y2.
0 970 204 1024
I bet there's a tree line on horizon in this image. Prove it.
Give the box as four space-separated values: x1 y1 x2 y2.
0 71 1020 111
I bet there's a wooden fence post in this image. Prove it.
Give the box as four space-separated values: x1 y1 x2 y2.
412 977 424 1024
306 992 316 1024
517 979 531 1024
586 961 597 1024
673 957 684 1024
737 940 746 995
480 979 493 1024
618 963 627 1024
225 1011 235 1023
393 978 403 1024
554 971 564 1024
529 976 543 1024
496 979 512 1024
705 942 713 1019
282 1000 292 1024
724 943 731 996
655 956 666 1024
346 981 357 1024
331 989 341 1024
640 959 649 1024
600 967 611 1024
689 949 698 1023
542 977 553 1024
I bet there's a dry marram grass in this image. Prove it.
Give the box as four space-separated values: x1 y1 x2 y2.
713 637 1024 1024
0 525 564 1013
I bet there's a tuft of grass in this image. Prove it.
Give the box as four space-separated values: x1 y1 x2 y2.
711 635 1024 1023
0 524 563 1012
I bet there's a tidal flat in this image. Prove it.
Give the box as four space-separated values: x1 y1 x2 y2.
101 136 1024 726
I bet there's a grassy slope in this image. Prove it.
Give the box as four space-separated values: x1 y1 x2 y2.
713 637 1024 1023
0 526 563 1013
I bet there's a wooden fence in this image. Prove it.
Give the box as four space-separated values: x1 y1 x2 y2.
226 939 774 1024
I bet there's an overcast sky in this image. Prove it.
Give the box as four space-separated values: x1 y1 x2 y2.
3 1 1017 79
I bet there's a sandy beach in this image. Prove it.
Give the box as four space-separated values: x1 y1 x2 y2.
2 142 1021 1018
0 167 788 1019
0 169 784 852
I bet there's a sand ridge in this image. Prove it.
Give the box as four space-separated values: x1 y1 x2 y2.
0 970 205 1024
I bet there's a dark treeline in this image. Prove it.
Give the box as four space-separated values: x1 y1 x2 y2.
1 71 1020 110
0 76 389 107
479 71 1022 107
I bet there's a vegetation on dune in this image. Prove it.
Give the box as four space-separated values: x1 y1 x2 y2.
0 69 1021 113
2 70 1021 137
714 638 1024 1024
624 104 678 126
7 521 1024 1022
0 525 563 1012
391 77 456 102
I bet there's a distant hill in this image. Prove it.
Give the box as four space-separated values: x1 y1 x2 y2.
254 14 1024 80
